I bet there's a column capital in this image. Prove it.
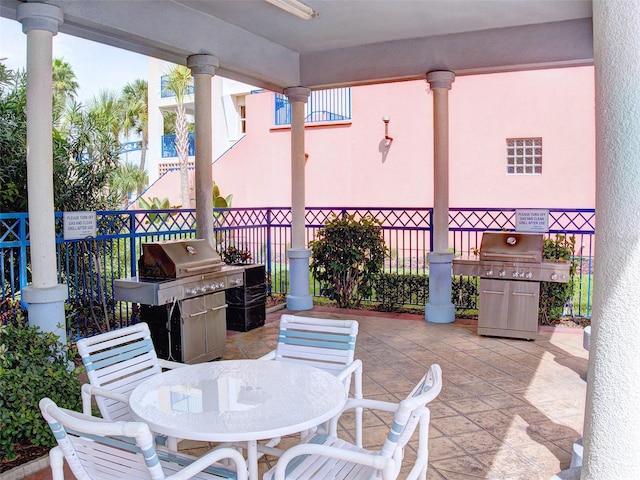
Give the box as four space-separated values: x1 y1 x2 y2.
285 86 311 103
187 54 219 76
17 2 63 34
427 71 455 90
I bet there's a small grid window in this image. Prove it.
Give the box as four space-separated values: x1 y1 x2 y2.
506 137 542 174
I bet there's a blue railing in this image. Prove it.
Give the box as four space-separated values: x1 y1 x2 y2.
275 88 352 126
119 141 143 154
162 132 196 158
160 75 195 98
0 207 595 332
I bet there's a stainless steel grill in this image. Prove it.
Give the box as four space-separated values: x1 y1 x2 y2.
114 239 244 363
454 232 570 340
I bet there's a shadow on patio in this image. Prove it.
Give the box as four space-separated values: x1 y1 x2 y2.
21 306 588 480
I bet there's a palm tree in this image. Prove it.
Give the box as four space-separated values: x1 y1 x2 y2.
52 57 79 126
109 161 148 207
162 64 193 208
121 79 149 193
87 90 123 142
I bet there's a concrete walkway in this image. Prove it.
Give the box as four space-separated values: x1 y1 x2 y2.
17 306 588 480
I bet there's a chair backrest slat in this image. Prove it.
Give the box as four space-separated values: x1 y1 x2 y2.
275 315 358 373
40 398 245 480
76 323 164 422
379 364 443 459
40 398 164 480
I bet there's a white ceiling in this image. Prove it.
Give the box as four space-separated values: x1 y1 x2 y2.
1 0 593 91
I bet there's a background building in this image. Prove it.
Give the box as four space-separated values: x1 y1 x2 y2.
144 65 595 209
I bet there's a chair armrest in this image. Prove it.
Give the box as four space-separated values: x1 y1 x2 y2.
272 442 394 480
257 350 276 361
81 383 129 416
328 398 398 436
335 359 362 385
165 447 248 480
158 359 187 370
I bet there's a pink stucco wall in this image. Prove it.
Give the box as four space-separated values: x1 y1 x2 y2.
146 66 595 209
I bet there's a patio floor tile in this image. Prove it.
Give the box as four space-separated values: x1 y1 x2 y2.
18 306 587 480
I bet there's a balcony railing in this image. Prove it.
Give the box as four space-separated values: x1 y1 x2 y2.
162 132 195 158
160 75 195 98
275 88 351 126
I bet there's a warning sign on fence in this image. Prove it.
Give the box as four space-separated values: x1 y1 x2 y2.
515 209 549 233
64 211 96 240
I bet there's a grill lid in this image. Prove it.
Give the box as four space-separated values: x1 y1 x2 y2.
480 232 544 264
138 239 224 279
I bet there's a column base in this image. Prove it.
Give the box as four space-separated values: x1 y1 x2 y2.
425 252 455 324
22 284 68 342
549 467 582 480
425 303 456 324
286 294 314 311
286 248 313 311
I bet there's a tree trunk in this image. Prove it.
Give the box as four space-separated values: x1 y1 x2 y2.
174 104 190 207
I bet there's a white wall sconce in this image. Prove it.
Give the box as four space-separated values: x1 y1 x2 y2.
382 116 393 146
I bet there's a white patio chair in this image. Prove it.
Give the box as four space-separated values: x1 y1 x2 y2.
39 397 248 480
77 322 186 449
258 314 363 446
263 363 442 480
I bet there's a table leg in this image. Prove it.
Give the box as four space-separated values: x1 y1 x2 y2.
247 439 258 480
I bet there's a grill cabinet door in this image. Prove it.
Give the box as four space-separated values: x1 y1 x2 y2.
180 292 227 363
479 278 510 331
479 279 540 340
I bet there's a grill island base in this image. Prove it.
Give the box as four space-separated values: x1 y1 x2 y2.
114 239 245 363
453 232 570 341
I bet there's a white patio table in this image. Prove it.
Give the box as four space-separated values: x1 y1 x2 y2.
129 359 347 480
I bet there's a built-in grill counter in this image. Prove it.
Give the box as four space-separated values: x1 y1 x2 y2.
114 239 244 363
453 232 571 340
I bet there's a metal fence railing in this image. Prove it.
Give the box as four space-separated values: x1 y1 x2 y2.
1 207 595 332
275 88 352 126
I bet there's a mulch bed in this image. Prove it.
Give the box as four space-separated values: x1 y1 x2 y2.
1 444 50 474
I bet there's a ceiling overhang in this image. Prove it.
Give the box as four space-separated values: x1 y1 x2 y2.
1 0 593 92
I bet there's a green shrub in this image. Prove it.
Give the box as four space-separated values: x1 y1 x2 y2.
373 273 478 312
452 276 478 309
0 316 82 460
310 214 387 309
373 273 428 311
539 234 577 325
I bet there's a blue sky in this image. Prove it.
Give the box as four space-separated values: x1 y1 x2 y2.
1 17 149 102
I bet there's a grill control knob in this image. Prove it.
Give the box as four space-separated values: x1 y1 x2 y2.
499 270 506 277
485 269 493 276
550 272 558 281
525 271 532 279
512 271 519 278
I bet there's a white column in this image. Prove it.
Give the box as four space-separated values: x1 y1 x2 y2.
580 1 640 478
187 55 218 248
285 87 313 311
17 2 68 342
425 71 455 324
